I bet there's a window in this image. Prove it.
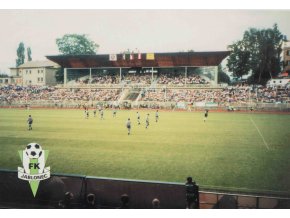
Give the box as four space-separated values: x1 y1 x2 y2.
38 70 40 74
288 61 290 66
287 50 290 56
41 70 44 73
26 70 28 74
29 70 31 74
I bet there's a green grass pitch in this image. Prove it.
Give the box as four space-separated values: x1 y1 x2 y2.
0 108 290 195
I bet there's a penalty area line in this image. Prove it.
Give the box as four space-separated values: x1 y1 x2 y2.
250 118 270 150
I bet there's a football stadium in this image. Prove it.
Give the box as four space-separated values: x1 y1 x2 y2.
0 10 290 210
1 51 290 209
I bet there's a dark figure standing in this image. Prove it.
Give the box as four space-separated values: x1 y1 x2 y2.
113 108 117 117
27 115 33 131
204 109 209 122
137 112 140 125
126 118 131 135
185 177 199 209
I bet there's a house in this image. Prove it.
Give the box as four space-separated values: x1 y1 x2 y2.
9 60 60 86
283 46 290 72
0 76 13 85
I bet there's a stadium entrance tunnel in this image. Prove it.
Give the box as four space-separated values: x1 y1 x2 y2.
0 169 289 209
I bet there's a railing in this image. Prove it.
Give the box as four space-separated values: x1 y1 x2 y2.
58 83 218 89
0 100 290 112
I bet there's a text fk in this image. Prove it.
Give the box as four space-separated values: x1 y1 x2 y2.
29 163 40 169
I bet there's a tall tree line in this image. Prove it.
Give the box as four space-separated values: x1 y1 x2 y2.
227 24 284 85
16 42 32 67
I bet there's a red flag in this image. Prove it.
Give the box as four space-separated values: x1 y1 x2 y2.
138 53 141 60
130 53 134 60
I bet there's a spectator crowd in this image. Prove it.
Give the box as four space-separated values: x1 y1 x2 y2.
66 73 211 86
140 84 289 105
0 83 289 106
157 74 209 86
0 85 121 104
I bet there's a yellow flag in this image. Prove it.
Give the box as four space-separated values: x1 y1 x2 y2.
146 53 155 60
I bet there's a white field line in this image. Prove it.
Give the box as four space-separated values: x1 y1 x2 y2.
250 118 270 150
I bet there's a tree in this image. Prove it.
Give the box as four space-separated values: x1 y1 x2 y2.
217 65 231 84
56 34 99 55
227 24 284 85
227 41 251 79
16 42 25 67
27 47 32 61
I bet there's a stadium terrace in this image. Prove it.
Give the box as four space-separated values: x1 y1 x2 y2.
46 51 230 86
1 51 289 111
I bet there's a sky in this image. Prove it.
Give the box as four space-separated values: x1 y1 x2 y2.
0 9 290 74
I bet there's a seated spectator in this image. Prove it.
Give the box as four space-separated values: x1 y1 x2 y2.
84 193 97 209
58 191 74 209
214 195 237 209
152 198 160 209
157 72 209 86
124 74 152 85
37 176 65 207
118 193 130 209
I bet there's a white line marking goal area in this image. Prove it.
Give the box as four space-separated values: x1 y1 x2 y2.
250 117 270 150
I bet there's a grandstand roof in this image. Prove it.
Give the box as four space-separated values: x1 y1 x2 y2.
46 51 230 68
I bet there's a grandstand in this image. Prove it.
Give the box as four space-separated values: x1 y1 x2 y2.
1 51 287 111
46 51 228 86
44 52 287 111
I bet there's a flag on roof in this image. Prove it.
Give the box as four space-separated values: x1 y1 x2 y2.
109 54 117 61
146 53 155 60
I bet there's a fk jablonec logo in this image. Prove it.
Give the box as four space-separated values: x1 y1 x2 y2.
18 143 50 197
